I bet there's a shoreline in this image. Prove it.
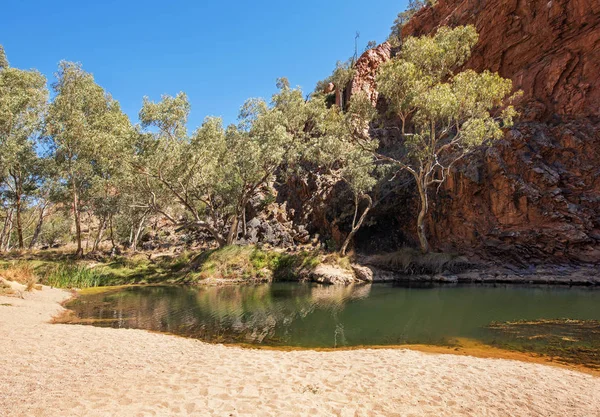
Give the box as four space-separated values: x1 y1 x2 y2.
1 282 599 416
58 284 600 377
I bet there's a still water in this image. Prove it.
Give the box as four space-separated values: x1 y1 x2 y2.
65 283 600 350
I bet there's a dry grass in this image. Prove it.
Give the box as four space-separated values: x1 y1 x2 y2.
367 248 471 275
0 279 15 296
321 253 353 271
0 262 39 291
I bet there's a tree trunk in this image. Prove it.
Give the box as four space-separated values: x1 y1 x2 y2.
1 209 13 252
128 225 134 248
226 216 239 246
85 212 92 253
4 214 13 251
242 209 247 239
13 171 24 250
29 204 47 249
109 215 116 249
340 195 372 257
71 180 83 257
416 180 430 254
132 212 148 252
92 216 107 252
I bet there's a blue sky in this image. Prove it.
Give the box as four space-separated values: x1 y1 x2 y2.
1 0 405 128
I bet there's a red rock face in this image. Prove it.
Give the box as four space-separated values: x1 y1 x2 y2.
403 0 600 119
347 42 392 105
347 0 600 263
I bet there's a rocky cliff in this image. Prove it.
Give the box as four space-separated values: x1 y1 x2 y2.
326 0 600 264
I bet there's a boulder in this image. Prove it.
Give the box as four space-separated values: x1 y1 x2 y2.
351 264 374 282
311 264 356 285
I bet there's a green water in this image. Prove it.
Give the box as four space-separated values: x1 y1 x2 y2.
65 283 600 352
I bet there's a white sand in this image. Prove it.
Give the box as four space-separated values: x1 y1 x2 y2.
0 284 599 417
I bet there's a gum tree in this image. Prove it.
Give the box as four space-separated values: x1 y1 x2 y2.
0 45 48 249
372 25 518 252
307 91 379 256
136 79 308 247
47 62 131 256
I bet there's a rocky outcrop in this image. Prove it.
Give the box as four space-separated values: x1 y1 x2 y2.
332 0 600 264
310 263 373 285
429 118 600 264
346 42 393 106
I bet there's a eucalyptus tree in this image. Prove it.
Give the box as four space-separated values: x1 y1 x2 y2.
304 91 379 256
136 80 310 247
135 92 229 245
371 25 518 252
47 61 132 256
0 45 48 249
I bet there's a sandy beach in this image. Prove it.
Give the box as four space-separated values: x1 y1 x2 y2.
0 284 599 417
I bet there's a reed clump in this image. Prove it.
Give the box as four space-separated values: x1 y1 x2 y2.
43 264 108 289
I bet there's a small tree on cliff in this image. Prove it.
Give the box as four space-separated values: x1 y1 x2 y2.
389 0 437 45
372 25 518 253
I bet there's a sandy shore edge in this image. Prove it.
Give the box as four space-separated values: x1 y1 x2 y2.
1 283 599 416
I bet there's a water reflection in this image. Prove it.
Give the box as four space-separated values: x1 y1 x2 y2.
69 284 373 345
66 283 600 349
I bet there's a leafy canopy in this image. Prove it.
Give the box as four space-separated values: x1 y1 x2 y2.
373 25 519 252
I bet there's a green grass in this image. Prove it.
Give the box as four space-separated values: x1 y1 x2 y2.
43 264 109 289
0 246 339 287
190 246 323 282
269 251 321 281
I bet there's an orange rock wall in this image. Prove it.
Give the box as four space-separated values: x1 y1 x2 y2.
348 0 600 263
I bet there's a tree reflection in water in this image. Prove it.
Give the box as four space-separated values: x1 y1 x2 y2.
67 284 372 346
66 283 600 354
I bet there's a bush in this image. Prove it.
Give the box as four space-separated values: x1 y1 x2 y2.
0 262 37 284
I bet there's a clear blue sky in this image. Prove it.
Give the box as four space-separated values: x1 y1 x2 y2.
1 0 405 128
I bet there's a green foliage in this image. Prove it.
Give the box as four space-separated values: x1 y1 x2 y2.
0 45 8 70
190 246 322 282
136 80 321 246
139 93 190 139
364 40 378 52
195 246 271 280
376 25 516 160
315 60 355 96
372 26 518 252
43 264 108 288
46 61 133 255
0 45 49 248
268 250 321 281
39 212 72 247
